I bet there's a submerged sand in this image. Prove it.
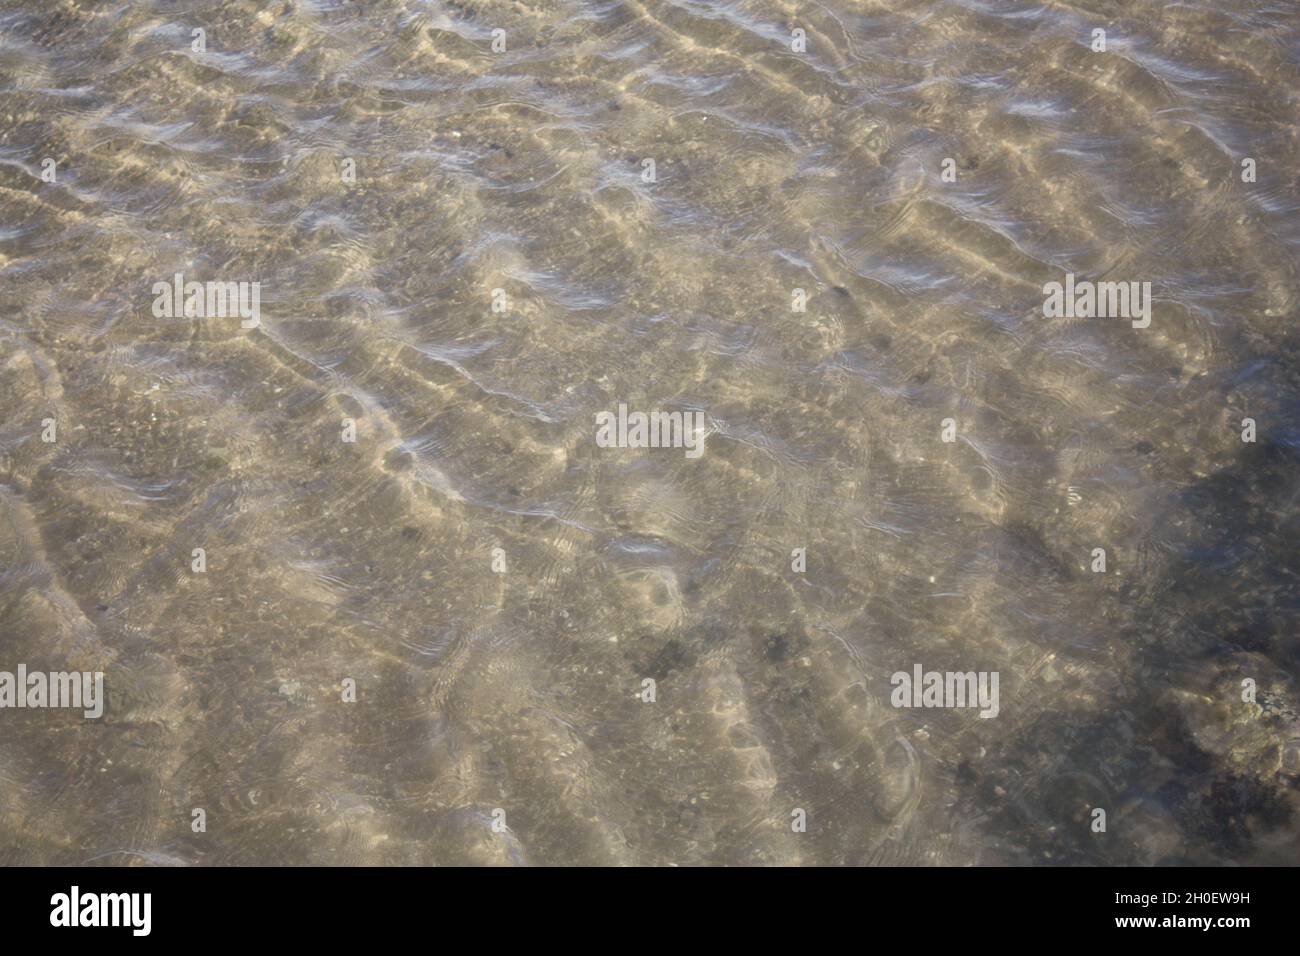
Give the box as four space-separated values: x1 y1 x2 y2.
0 0 1298 864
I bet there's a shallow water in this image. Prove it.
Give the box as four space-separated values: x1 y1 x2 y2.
1 0 1298 865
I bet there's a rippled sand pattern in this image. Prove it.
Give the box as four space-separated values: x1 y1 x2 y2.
1 0 1299 865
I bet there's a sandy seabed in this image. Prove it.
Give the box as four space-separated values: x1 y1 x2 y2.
0 0 1298 865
